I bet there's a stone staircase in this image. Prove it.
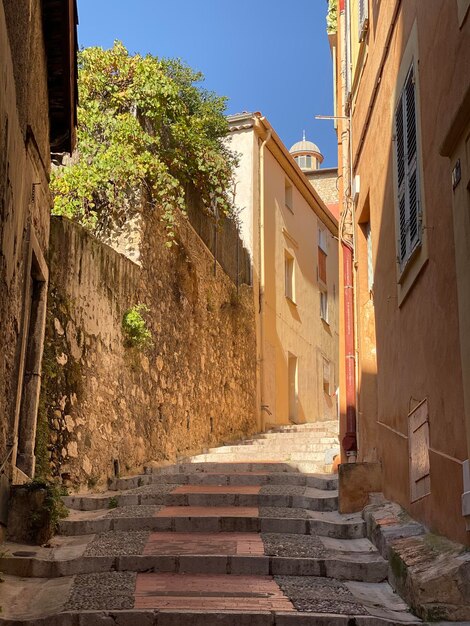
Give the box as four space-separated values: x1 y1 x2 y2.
185 421 341 473
0 426 421 624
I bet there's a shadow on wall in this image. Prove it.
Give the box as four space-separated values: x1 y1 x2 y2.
350 11 469 541
39 213 258 491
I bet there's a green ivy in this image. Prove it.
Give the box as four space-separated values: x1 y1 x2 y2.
122 304 153 349
51 41 238 244
326 0 338 34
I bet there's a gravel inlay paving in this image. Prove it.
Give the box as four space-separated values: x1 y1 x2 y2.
260 506 311 519
260 485 306 496
275 576 370 614
262 533 326 558
106 505 160 518
65 572 136 610
127 483 176 496
84 530 149 556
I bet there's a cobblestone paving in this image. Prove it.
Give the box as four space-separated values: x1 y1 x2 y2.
262 533 326 558
65 572 136 610
275 576 369 614
84 530 149 556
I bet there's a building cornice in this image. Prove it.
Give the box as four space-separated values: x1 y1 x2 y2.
253 115 338 235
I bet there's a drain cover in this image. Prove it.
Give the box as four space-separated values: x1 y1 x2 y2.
12 551 37 557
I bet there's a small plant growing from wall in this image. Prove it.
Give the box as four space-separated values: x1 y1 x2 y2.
122 304 153 349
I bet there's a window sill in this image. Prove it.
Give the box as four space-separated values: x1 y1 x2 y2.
397 239 429 307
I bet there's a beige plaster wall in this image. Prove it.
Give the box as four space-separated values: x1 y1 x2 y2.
43 215 257 489
226 129 257 257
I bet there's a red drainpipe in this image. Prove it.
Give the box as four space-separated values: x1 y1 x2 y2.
342 241 357 458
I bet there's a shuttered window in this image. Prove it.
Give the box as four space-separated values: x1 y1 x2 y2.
359 0 369 41
395 65 421 267
318 228 327 285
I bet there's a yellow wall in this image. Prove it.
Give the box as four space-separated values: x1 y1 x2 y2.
229 118 339 428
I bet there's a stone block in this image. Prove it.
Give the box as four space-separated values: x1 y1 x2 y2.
112 611 156 626
156 611 274 626
271 557 322 576
338 462 382 514
118 555 176 573
178 555 228 574
229 555 269 575
7 485 54 544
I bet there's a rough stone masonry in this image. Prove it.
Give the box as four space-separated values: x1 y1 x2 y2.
40 213 257 490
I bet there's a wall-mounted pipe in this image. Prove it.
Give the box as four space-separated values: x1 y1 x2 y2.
340 0 358 461
258 126 272 430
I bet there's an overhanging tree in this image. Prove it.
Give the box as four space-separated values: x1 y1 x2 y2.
51 41 237 244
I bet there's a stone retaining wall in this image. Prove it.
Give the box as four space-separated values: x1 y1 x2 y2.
42 214 257 489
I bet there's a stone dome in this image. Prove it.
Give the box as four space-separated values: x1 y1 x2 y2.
289 139 322 156
289 133 324 171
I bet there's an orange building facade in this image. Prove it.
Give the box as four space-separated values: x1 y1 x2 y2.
331 0 470 544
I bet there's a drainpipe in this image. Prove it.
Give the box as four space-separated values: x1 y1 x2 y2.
340 0 358 461
258 123 272 430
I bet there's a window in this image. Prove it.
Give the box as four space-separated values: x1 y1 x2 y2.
366 222 374 292
320 289 328 322
318 227 328 285
285 252 295 302
305 155 312 169
359 0 369 41
318 228 328 253
395 65 421 268
285 180 293 211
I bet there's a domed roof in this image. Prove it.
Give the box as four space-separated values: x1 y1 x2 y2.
289 138 322 156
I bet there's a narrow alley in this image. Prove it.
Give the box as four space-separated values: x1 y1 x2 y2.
1 0 470 624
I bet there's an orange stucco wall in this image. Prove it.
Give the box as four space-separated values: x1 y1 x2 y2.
337 0 470 544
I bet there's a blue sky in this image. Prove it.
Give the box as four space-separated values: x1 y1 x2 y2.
77 0 337 167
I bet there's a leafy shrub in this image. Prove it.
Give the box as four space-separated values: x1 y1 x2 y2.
122 304 153 349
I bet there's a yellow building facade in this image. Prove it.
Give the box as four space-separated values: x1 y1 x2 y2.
228 113 339 430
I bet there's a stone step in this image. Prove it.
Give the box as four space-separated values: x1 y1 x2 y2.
110 471 338 492
250 435 339 444
58 508 365 539
265 421 339 431
63 486 338 513
146 461 300 474
207 443 335 454
0 549 387 583
0 573 420 624
188 453 327 463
